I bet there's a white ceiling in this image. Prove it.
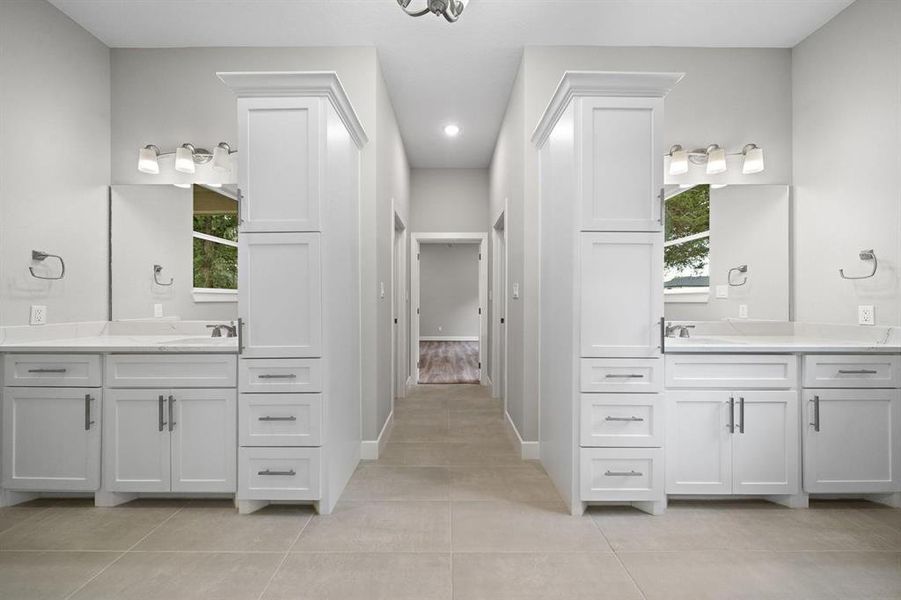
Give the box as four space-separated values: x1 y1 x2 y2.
49 0 853 168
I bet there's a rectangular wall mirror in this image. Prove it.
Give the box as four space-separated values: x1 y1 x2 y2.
110 184 239 321
663 184 790 321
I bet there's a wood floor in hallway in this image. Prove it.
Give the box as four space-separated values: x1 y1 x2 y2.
418 340 480 384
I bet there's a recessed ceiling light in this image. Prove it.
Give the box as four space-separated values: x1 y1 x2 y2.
444 124 460 137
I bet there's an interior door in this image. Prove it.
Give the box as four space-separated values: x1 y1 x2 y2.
170 388 236 493
103 389 170 492
2 387 101 491
239 232 322 358
581 232 663 357
732 391 799 495
665 390 732 494
803 388 898 493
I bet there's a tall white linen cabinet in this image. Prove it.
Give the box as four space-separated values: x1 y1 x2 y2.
533 71 683 515
218 72 367 515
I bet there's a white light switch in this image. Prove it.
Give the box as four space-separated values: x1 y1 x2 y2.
153 303 163 318
858 305 875 326
738 304 748 319
716 285 728 299
512 283 520 299
379 282 385 299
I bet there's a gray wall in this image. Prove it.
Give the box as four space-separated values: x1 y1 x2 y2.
792 0 901 326
0 0 111 326
410 168 489 233
419 244 480 338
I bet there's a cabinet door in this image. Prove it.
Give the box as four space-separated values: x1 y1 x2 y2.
803 388 899 494
237 96 321 232
2 387 101 492
665 391 732 494
732 391 799 495
170 389 236 493
103 389 170 492
579 97 663 232
239 232 322 358
581 232 663 357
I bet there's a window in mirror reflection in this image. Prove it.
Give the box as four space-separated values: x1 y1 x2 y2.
192 186 238 292
664 184 710 296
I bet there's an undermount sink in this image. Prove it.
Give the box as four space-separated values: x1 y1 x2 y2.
162 336 237 346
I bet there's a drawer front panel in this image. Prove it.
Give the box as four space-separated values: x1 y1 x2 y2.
580 447 663 501
665 354 797 389
803 355 901 389
105 355 237 388
581 358 662 393
238 447 320 501
240 394 322 447
239 359 322 393
4 354 101 388
580 393 663 447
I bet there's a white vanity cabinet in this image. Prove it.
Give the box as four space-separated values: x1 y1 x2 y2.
533 71 683 515
219 71 368 515
802 355 901 494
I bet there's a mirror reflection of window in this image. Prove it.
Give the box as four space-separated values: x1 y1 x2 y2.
192 186 238 292
664 184 710 296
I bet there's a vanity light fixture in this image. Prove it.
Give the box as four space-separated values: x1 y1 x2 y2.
666 143 765 176
444 124 461 137
212 142 234 173
175 143 198 174
137 142 234 177
398 0 469 22
667 145 689 175
705 144 727 175
741 143 765 174
138 145 161 174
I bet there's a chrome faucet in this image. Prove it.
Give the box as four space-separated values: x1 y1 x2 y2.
665 323 696 338
207 323 237 338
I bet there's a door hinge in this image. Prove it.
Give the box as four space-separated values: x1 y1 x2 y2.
417 253 420 260
479 253 482 260
478 307 482 315
394 318 398 324
478 361 481 369
501 317 505 324
416 307 420 314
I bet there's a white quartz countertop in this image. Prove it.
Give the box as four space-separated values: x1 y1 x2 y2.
664 321 900 354
0 321 238 354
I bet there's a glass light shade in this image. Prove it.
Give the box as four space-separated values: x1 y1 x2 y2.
212 145 231 173
137 146 159 174
742 146 765 174
706 146 727 175
174 145 196 174
173 183 192 189
668 147 688 175
444 124 460 137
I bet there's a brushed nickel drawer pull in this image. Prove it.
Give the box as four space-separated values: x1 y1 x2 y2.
810 395 820 432
837 369 878 375
604 416 644 422
604 470 643 477
84 395 95 430
604 374 644 379
258 416 297 422
258 469 296 476
158 395 167 432
258 374 298 379
168 395 176 432
27 368 67 374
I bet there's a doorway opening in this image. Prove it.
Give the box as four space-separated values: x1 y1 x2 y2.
411 233 488 385
391 208 408 404
491 210 506 404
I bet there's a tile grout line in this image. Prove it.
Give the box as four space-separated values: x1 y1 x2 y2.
62 504 186 600
589 513 650 600
255 511 314 600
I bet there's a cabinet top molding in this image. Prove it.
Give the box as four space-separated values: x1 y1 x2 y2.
531 71 684 148
217 71 369 148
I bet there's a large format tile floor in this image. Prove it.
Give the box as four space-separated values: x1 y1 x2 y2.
0 384 899 599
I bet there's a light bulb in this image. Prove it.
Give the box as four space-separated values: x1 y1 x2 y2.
668 145 688 176
705 145 727 175
212 143 231 173
741 144 764 174
444 124 460 137
137 145 160 174
175 144 196 174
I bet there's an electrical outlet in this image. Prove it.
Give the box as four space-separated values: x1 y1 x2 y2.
716 285 728 299
29 305 47 325
858 305 875 326
154 303 163 318
738 304 749 319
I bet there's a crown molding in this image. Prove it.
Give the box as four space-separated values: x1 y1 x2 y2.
531 71 684 148
217 71 368 148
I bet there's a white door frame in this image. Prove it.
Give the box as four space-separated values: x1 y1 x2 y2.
390 205 408 403
411 232 489 386
491 209 507 404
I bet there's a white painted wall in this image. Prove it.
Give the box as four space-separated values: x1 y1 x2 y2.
0 0 110 326
792 0 901 326
666 185 790 322
410 168 489 233
419 244 480 338
110 185 237 322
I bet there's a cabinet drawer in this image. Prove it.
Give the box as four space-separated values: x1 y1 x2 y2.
581 358 661 393
239 359 322 393
580 393 663 447
104 355 236 388
665 354 797 389
580 447 663 502
240 394 322 447
238 447 320 501
803 355 901 389
4 354 101 387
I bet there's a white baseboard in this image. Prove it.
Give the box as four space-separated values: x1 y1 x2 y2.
504 411 539 460
361 410 394 460
419 336 479 342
